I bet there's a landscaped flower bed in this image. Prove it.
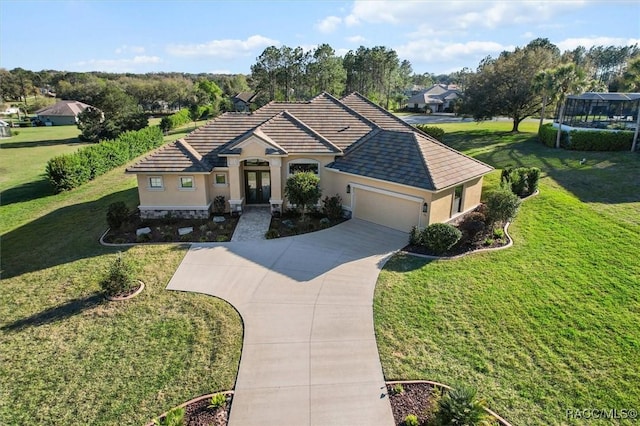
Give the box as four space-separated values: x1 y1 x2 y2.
266 209 348 239
102 211 239 244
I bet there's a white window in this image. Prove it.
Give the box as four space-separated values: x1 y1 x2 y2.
214 173 227 185
148 176 163 189
288 159 319 176
179 176 194 189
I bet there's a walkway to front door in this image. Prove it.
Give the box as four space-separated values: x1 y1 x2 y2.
230 206 272 242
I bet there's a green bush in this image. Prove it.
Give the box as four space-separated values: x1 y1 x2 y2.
208 393 227 409
213 195 226 214
404 414 419 426
420 223 462 255
284 172 321 216
265 229 280 239
501 167 540 197
568 129 633 151
153 406 185 426
106 202 130 229
100 252 137 297
46 126 163 193
538 123 568 148
486 188 521 226
415 124 445 141
409 226 421 246
45 154 91 192
319 217 331 229
160 108 191 132
459 211 486 241
435 386 491 426
321 194 343 220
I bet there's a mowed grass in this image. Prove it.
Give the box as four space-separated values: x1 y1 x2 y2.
375 121 640 425
0 125 242 424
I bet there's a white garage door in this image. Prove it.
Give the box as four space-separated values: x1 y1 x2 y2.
353 186 421 232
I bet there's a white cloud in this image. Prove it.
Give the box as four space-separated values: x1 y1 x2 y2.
332 0 584 33
395 39 512 66
115 45 145 55
555 36 640 52
346 35 367 44
521 32 534 39
73 56 162 72
166 35 279 58
316 16 342 33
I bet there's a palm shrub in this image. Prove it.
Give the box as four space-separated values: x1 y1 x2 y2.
485 188 521 227
100 252 137 297
420 223 462 255
208 393 227 409
153 406 185 426
435 386 492 426
106 202 130 229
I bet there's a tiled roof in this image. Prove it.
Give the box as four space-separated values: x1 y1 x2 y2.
126 139 211 173
341 92 414 132
233 92 256 103
35 100 94 117
129 91 492 189
327 130 492 191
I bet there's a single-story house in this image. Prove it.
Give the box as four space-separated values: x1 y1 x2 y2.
35 100 95 126
406 84 460 113
232 92 257 112
127 92 492 232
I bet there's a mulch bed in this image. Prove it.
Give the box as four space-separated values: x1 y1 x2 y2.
388 382 442 425
268 212 347 238
103 212 239 244
183 396 231 426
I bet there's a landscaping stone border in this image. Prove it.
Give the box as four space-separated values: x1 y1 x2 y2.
386 380 512 426
402 190 539 260
143 391 234 426
99 228 191 247
106 281 145 301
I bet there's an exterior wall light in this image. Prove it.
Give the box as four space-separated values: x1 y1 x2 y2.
346 184 351 194
422 203 428 213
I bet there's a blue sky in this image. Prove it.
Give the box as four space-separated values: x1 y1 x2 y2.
1 1 638 75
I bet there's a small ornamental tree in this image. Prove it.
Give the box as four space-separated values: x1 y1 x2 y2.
284 171 321 219
100 252 137 297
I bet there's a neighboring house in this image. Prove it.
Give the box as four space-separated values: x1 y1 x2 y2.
1 106 21 115
35 100 95 126
127 92 492 232
232 92 257 112
406 84 460 113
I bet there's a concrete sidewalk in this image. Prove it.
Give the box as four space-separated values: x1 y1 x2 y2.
167 219 407 426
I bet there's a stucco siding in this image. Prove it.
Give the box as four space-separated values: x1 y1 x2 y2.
137 174 210 208
462 177 483 211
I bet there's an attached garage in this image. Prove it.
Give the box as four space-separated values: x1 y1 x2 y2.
352 184 422 232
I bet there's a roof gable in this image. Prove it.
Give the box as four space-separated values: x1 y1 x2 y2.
36 100 94 117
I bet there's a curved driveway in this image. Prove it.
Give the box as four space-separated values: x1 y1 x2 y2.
167 219 407 426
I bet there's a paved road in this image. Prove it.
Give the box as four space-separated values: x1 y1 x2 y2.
167 219 408 426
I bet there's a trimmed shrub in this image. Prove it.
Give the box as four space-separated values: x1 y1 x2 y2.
568 129 633 151
284 172 321 216
435 386 491 426
415 124 445 141
106 202 130 229
501 167 540 197
409 225 421 246
100 252 137 297
538 123 568 148
459 211 486 241
321 194 343 221
420 223 462 255
486 188 521 226
213 195 226 214
45 126 163 193
45 154 91 192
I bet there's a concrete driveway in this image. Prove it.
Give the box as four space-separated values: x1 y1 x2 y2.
167 219 407 426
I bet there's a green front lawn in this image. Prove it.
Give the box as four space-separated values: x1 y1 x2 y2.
1 126 242 424
375 122 640 425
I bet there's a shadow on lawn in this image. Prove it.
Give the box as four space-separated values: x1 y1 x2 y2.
1 293 104 332
0 137 81 149
1 188 139 279
1 177 54 206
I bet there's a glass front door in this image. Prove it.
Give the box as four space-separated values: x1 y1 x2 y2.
245 171 271 204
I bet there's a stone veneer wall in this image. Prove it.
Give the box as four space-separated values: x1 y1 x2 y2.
140 209 210 219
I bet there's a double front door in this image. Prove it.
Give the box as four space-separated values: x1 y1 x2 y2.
245 171 271 204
